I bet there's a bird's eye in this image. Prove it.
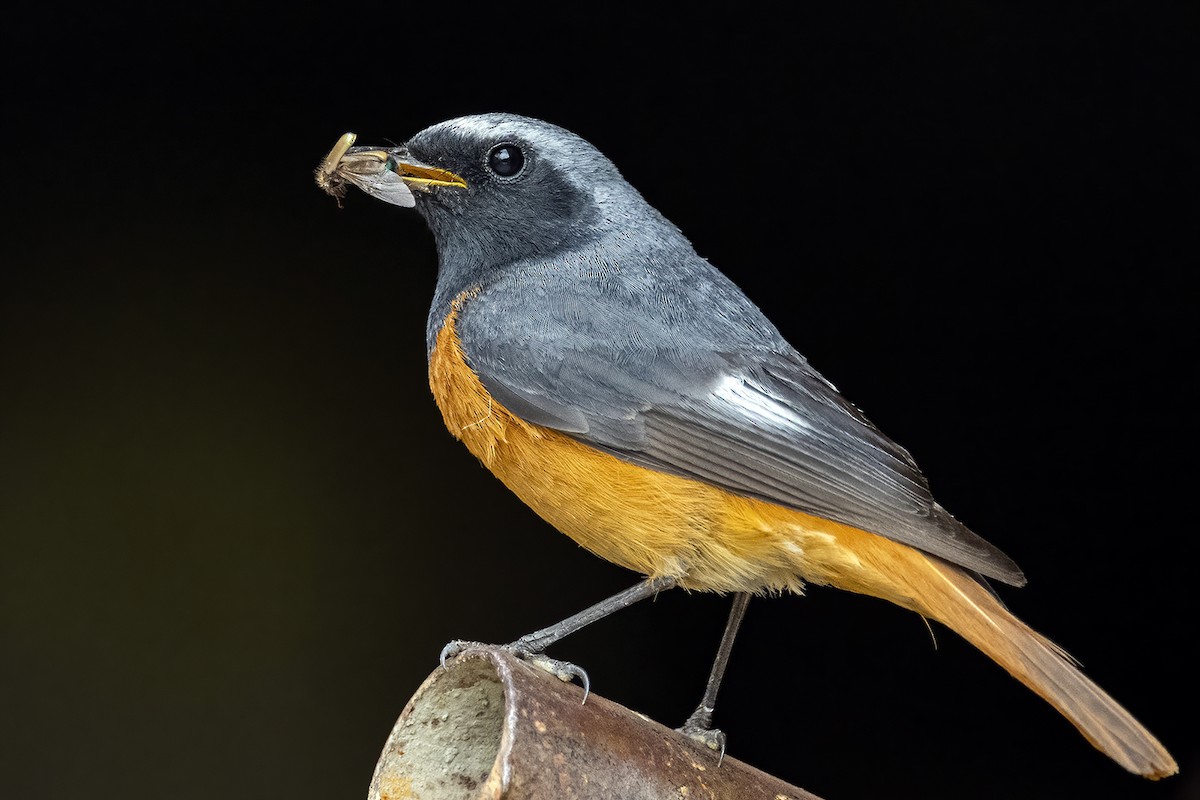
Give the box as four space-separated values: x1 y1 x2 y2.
487 144 525 178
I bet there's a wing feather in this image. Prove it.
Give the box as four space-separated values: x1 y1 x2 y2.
451 274 1024 586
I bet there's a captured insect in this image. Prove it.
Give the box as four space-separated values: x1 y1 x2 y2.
316 132 466 209
315 132 417 208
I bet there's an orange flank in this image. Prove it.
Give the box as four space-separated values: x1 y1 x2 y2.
429 295 874 595
428 293 1178 780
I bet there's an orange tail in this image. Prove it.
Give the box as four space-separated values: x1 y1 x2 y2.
887 554 1177 778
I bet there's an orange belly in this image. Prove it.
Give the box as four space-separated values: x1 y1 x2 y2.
428 294 927 598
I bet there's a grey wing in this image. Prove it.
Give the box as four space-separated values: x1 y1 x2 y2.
456 306 1025 587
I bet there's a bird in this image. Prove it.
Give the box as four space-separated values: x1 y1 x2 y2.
317 113 1176 779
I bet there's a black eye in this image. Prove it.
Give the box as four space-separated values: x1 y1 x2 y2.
487 144 525 177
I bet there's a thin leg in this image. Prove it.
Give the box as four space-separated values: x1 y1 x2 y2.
678 592 752 760
511 574 678 653
440 575 678 699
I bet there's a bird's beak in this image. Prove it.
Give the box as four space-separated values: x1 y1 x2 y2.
316 132 467 207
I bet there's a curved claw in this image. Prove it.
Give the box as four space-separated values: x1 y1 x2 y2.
678 722 728 765
437 640 591 702
438 639 485 670
525 654 591 702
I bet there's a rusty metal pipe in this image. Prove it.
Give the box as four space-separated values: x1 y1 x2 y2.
368 645 821 800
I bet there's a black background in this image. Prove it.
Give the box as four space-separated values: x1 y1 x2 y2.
3 3 1197 799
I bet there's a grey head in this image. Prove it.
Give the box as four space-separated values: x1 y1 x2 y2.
387 113 683 275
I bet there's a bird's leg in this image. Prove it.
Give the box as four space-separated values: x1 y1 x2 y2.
677 592 752 761
440 575 677 699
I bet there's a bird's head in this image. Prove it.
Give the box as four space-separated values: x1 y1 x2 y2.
318 113 667 268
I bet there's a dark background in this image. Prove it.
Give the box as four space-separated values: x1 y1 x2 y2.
2 3 1197 799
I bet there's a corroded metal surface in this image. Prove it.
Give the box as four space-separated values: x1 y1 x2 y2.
368 645 821 800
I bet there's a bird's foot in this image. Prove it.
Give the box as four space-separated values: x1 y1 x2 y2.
677 708 727 764
439 639 591 701
522 653 591 700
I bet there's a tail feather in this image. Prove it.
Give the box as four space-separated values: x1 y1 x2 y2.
903 555 1177 779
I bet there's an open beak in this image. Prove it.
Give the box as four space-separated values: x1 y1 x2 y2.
316 132 466 207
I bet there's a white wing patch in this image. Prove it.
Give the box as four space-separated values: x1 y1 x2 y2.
712 374 812 431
